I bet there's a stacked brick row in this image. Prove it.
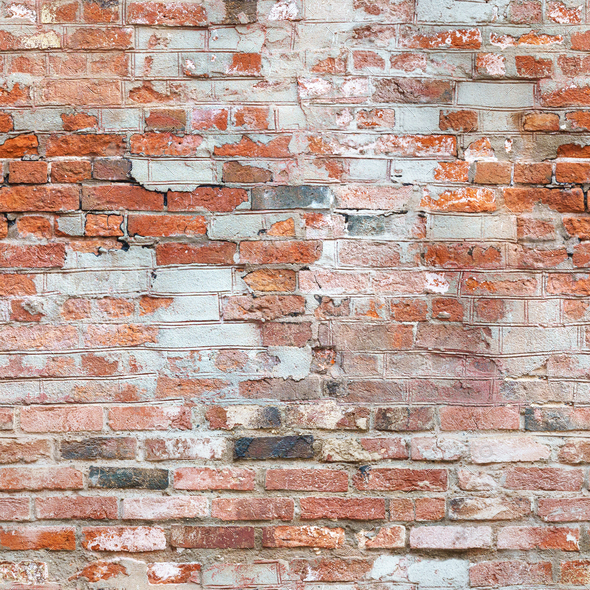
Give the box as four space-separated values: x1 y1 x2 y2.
1 0 590 587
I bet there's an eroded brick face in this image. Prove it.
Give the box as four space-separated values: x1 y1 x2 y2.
0 0 587 587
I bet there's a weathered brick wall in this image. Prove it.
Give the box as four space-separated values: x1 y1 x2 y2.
0 0 590 587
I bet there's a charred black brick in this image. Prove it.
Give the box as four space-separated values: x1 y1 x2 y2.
234 435 314 460
60 437 136 460
252 186 333 210
89 467 168 489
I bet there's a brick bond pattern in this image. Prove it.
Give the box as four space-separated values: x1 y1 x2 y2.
0 0 590 587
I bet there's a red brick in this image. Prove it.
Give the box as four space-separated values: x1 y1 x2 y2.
0 112 13 132
233 106 270 130
127 2 207 25
265 469 348 492
174 468 255 490
82 185 163 211
192 108 229 131
109 406 191 431
147 563 201 585
67 27 133 50
503 187 584 212
505 467 583 491
474 162 511 185
214 136 292 158
415 498 446 521
85 214 124 237
439 110 478 132
497 526 579 550
46 134 125 157
363 525 406 548
400 28 482 49
0 467 83 491
556 162 590 183
567 111 590 130
470 561 552 587
513 162 552 184
156 242 236 266
0 527 75 551
36 497 117 520
0 324 77 349
240 241 322 265
212 498 294 521
262 322 312 347
515 55 552 77
524 112 560 132
8 161 47 184
71 560 128 583
421 187 495 212
51 160 92 183
228 54 262 76
0 185 78 212
21 405 103 433
289 558 372 582
128 214 206 236
171 526 255 549
439 406 520 430
0 498 29 521
130 132 202 156
84 324 158 347
16 216 52 239
562 561 590 585
353 468 447 491
390 299 427 321
0 134 37 158
300 498 386 520
424 244 502 269
263 526 344 548
168 187 247 212
564 217 590 240
538 498 590 522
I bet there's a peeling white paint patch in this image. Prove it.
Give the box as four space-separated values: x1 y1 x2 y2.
269 0 300 20
425 273 450 294
7 4 35 20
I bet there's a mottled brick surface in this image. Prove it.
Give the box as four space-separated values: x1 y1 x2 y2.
0 0 587 586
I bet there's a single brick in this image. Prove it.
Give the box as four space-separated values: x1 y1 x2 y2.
234 436 314 460
60 437 137 460
88 467 169 490
171 526 255 549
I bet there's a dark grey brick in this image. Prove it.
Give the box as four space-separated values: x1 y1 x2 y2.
60 438 137 460
252 186 333 210
89 467 168 489
234 435 314 460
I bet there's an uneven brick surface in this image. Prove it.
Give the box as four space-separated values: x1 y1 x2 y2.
0 0 588 587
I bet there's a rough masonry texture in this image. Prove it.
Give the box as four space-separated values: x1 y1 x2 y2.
0 0 589 588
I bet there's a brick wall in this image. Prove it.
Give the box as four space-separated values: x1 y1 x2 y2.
0 0 588 587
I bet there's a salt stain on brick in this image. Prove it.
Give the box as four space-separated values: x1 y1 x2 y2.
471 437 550 463
82 527 167 552
147 562 201 585
410 526 492 549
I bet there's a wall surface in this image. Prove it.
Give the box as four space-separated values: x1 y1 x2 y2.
0 0 590 587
